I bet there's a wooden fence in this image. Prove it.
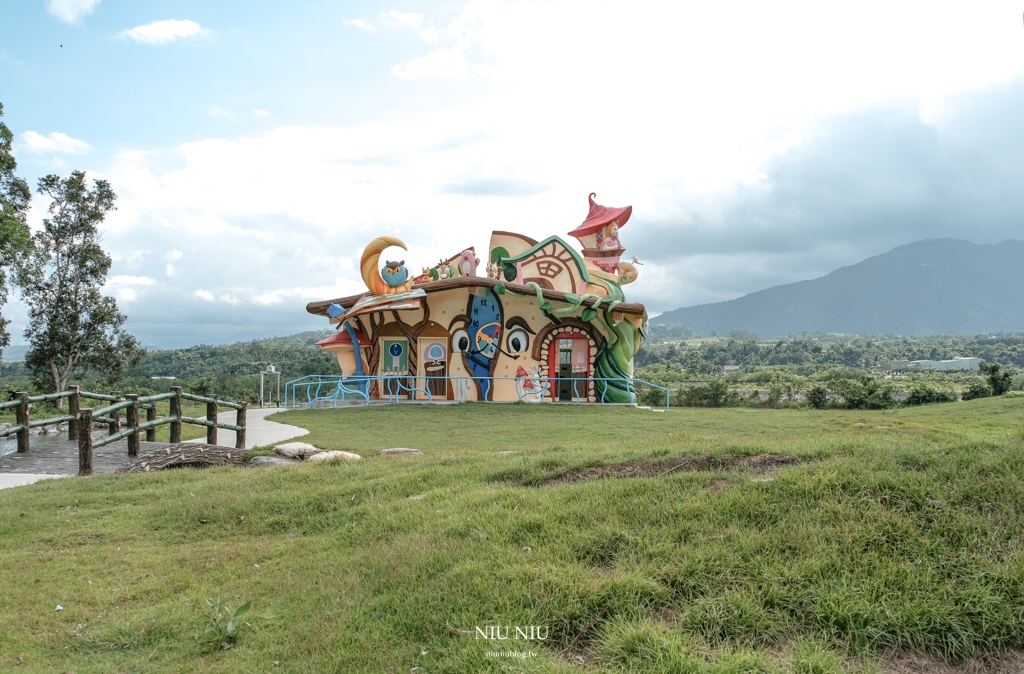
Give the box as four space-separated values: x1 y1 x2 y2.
0 386 247 476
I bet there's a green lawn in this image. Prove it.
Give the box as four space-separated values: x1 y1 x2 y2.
1 400 1023 672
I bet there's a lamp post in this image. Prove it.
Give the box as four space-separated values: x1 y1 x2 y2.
259 365 282 408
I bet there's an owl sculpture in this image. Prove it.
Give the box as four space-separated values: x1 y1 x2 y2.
382 260 410 287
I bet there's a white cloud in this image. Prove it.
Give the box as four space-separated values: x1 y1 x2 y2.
382 10 439 43
104 275 155 303
343 18 373 31
73 0 1024 347
107 275 156 286
207 105 236 122
392 42 471 80
165 250 181 276
118 19 205 46
46 0 100 24
252 109 271 117
20 131 92 155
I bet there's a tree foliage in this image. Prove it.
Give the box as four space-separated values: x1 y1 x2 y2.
0 102 33 358
980 361 1012 396
806 385 828 409
21 171 144 398
904 382 957 406
679 379 739 407
637 326 1024 372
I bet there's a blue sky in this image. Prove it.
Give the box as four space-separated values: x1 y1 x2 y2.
3 1 1024 348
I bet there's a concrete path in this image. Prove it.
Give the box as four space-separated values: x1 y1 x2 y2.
0 473 68 489
184 406 308 450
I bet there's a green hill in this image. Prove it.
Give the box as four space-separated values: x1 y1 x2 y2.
653 239 1024 336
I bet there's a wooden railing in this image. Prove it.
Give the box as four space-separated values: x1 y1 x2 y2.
1 385 247 476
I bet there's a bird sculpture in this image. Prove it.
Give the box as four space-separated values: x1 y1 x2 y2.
631 255 643 265
382 260 410 287
359 237 416 295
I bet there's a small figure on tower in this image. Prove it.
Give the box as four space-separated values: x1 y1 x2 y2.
567 192 632 275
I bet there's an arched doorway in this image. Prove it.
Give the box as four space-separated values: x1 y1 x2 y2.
536 323 597 402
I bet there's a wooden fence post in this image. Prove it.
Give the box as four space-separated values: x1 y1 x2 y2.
146 404 156 442
235 401 246 450
206 397 218 445
78 408 93 476
126 394 140 457
14 391 29 454
109 390 121 437
169 386 182 443
68 385 80 441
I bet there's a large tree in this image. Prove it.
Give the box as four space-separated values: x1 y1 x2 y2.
22 170 145 399
0 102 34 359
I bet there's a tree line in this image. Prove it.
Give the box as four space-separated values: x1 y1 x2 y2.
638 326 1024 372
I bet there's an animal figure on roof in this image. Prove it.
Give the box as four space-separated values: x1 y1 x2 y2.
360 237 416 295
459 249 480 276
382 260 409 287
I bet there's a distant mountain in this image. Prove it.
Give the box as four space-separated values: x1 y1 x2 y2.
652 239 1024 336
1 345 28 363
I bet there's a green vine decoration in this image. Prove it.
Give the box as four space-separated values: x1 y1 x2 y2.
507 280 637 403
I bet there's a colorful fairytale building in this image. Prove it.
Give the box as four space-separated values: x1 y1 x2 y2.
306 193 648 403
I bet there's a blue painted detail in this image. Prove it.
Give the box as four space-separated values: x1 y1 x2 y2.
465 289 502 401
343 321 368 389
327 303 346 319
283 375 671 410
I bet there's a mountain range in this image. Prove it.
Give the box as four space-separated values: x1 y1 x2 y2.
651 238 1024 336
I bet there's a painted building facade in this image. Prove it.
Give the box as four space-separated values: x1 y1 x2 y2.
306 193 648 403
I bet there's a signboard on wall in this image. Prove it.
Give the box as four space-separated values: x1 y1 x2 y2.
382 338 408 374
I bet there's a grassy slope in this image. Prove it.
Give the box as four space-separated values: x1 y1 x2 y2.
0 401 1022 673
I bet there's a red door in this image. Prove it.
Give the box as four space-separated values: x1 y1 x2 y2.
548 333 589 401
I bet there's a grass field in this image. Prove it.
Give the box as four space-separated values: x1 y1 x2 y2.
1 400 1023 672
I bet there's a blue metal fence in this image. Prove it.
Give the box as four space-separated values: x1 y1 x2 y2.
284 375 671 411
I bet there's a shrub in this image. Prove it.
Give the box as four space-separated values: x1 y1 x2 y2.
830 376 895 409
679 379 739 407
980 361 1013 395
637 386 669 407
807 385 828 409
904 383 956 406
961 379 991 401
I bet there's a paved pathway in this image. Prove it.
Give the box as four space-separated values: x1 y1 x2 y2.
184 407 308 450
0 407 308 489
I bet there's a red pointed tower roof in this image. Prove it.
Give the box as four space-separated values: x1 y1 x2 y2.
568 192 632 238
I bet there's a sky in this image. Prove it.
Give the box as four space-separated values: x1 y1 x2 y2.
3 0 1024 348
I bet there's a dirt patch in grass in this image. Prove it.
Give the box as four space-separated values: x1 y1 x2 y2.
876 651 1024 674
541 453 798 485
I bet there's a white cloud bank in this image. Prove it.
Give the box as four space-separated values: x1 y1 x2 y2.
41 0 1024 347
343 18 373 31
46 0 100 24
20 131 92 154
119 19 205 45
